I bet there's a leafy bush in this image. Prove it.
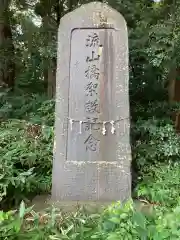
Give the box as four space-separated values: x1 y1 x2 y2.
132 117 180 172
130 101 180 188
29 99 55 126
136 162 180 207
131 101 180 121
0 92 48 121
0 92 54 208
0 119 53 208
1 200 180 239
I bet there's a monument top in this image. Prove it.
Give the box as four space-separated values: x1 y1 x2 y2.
59 2 127 30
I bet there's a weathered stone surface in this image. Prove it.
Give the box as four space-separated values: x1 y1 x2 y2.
52 2 131 202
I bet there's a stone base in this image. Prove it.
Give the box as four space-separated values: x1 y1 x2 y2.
30 195 155 216
31 194 117 213
52 161 131 202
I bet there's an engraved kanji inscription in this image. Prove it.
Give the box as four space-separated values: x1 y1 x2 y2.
86 51 100 62
84 99 99 113
85 82 98 96
85 65 100 80
84 134 100 152
84 117 100 131
85 33 100 47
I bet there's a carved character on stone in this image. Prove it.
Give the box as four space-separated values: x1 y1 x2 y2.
85 65 100 80
84 99 99 113
85 33 100 47
84 117 100 131
85 82 98 96
84 134 100 151
86 51 100 62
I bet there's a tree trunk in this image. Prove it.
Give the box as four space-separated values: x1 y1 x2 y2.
41 15 49 91
36 0 63 98
42 1 61 98
0 0 15 90
168 67 176 103
47 65 56 98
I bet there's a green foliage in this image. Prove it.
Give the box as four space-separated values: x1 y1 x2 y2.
132 118 180 171
29 98 55 126
0 92 47 120
0 118 52 208
99 201 139 239
136 162 180 207
1 200 180 239
0 93 54 208
130 101 180 191
131 101 180 121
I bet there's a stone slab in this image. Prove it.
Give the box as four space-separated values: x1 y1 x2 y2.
52 2 131 202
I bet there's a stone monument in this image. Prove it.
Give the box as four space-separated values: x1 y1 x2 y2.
52 2 131 202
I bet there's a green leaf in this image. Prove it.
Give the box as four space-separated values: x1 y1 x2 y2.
19 201 26 219
109 217 120 224
132 211 146 229
107 232 120 240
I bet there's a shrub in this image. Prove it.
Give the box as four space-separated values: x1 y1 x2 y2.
136 162 180 207
0 92 54 208
1 200 180 239
0 119 53 208
132 118 180 173
29 98 55 126
0 92 48 121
